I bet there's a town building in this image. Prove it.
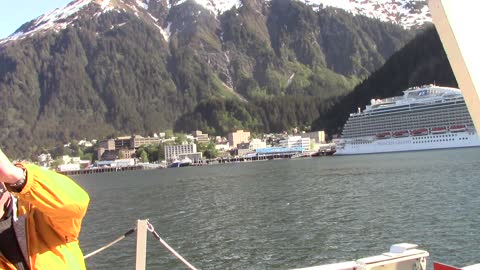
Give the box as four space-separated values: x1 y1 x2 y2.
300 131 326 144
37 153 52 168
193 130 210 144
131 135 161 148
164 143 202 162
215 142 230 152
279 136 311 151
78 140 94 147
227 130 251 149
97 135 162 160
115 136 132 149
97 139 116 160
249 138 267 150
237 142 254 157
119 148 136 159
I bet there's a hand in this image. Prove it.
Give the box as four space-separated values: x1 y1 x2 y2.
0 149 24 184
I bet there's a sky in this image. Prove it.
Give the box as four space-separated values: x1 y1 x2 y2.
0 0 71 38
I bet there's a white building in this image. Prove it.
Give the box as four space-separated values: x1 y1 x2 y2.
61 155 81 164
279 136 310 151
300 131 326 144
37 153 52 168
249 139 267 150
164 144 201 162
215 142 230 151
58 163 81 172
112 158 136 167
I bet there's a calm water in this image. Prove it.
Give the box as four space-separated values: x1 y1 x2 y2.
73 148 480 270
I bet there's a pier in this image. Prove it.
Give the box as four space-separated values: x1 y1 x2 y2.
59 165 145 176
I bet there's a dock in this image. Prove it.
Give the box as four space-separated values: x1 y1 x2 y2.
59 165 145 176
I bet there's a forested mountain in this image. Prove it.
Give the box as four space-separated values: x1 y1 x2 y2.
0 0 417 158
311 26 457 136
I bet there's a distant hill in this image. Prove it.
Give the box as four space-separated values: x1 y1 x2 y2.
0 0 416 158
311 26 457 137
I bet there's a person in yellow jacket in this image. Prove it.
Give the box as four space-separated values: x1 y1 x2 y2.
0 149 90 269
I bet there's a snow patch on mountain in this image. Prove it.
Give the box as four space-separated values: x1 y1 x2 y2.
173 0 242 15
0 0 115 44
175 0 430 28
303 0 431 29
0 0 431 45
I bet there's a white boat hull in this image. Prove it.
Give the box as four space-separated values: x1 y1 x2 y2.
335 130 480 155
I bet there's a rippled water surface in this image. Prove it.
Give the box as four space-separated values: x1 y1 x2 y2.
73 148 480 270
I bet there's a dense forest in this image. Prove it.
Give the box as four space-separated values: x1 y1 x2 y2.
311 26 457 137
0 0 423 158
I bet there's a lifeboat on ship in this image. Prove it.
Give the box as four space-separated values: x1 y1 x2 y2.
449 124 466 132
392 130 409 137
411 128 429 136
376 131 392 139
431 126 447 134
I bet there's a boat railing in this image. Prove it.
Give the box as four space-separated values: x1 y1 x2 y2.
85 220 432 270
84 219 199 270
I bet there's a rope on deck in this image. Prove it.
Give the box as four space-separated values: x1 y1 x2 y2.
84 227 136 259
147 221 199 270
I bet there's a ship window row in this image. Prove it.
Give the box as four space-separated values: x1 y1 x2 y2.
345 117 471 128
343 116 472 133
345 110 471 126
362 102 466 117
342 122 473 138
345 110 470 126
413 134 458 140
413 139 455 144
342 112 473 137
346 118 472 128
412 137 469 144
344 119 472 132
342 122 472 137
353 108 468 122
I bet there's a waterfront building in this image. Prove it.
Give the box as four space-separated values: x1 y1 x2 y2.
119 148 136 159
98 135 162 160
131 135 161 148
255 147 304 156
237 142 254 157
279 136 310 151
58 163 81 172
164 143 202 162
98 139 115 159
249 138 267 150
215 142 230 151
115 136 132 149
300 131 326 144
227 130 251 149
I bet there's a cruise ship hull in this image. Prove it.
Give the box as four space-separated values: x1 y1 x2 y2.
335 131 480 155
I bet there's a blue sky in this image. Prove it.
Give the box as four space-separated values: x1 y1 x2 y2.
0 0 71 38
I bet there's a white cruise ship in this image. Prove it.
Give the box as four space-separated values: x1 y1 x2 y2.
334 85 480 155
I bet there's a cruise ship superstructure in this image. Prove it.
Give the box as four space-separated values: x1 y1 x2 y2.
334 85 480 155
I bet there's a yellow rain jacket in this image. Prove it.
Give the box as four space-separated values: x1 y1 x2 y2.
0 163 90 269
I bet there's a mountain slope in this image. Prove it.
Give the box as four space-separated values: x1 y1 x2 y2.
311 26 457 136
0 0 415 158
1 0 430 44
